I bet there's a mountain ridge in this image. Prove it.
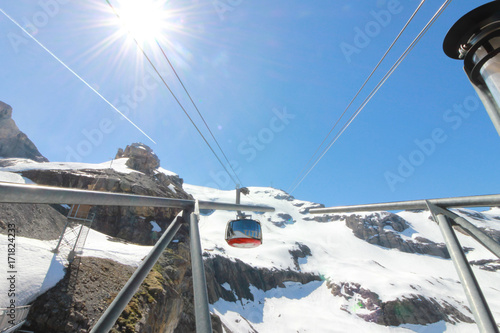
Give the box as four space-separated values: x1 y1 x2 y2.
0 115 499 332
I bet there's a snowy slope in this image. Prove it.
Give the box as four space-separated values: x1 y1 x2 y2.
0 228 153 307
185 185 500 333
0 157 156 176
1 158 499 332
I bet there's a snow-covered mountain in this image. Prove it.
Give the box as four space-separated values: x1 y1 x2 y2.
1 156 500 332
185 184 500 332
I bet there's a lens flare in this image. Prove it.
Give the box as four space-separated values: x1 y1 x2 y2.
116 0 169 45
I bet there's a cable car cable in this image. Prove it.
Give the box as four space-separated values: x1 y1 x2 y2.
289 0 452 195
0 8 157 145
155 40 243 186
105 0 240 186
287 0 427 194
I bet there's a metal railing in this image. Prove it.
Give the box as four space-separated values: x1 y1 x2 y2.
0 182 274 333
310 194 500 333
0 305 30 333
0 182 275 213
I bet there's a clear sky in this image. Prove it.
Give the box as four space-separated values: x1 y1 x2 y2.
0 0 499 208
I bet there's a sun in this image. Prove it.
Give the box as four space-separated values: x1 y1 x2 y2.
115 0 169 45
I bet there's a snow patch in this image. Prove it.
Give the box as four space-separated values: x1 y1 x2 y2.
168 184 177 193
157 166 178 177
0 157 139 174
150 221 161 232
0 170 26 184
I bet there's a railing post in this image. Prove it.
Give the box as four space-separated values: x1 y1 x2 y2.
453 214 500 259
426 201 499 333
190 200 212 333
53 219 70 253
236 186 242 219
90 213 184 333
427 204 500 260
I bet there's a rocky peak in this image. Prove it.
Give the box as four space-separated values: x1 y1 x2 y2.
345 212 452 258
115 142 160 175
0 101 48 162
0 101 12 119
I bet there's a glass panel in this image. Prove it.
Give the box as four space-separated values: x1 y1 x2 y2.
227 220 261 239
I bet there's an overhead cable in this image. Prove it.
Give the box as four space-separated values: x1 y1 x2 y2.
155 40 243 186
105 0 240 186
289 0 453 194
287 0 426 194
0 7 157 144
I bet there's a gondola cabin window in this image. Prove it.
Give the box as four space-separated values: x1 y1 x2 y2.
225 219 262 248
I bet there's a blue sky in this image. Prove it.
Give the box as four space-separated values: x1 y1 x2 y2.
0 0 499 208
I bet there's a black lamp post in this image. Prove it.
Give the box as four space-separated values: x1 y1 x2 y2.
444 1 500 136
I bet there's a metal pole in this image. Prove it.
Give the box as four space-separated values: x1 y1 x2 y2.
198 200 272 212
453 215 500 260
309 193 500 214
190 200 212 333
427 202 499 333
236 187 242 219
429 204 500 259
0 182 274 213
68 225 85 262
53 219 70 253
90 213 184 333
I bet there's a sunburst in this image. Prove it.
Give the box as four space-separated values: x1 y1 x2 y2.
113 0 170 46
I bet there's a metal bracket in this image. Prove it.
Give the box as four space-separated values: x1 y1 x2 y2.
425 201 499 333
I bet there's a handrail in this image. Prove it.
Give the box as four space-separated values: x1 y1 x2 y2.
309 193 500 214
309 195 500 333
0 305 30 333
0 182 275 213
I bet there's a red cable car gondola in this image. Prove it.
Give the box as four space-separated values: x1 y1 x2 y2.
225 219 262 248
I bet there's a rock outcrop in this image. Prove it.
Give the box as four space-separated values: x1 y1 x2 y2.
0 101 48 162
288 242 312 271
24 221 225 333
116 143 160 176
0 203 67 240
344 212 453 258
204 254 321 303
26 256 137 332
20 159 192 245
327 281 474 326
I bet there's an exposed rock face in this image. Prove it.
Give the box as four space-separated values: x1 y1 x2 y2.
269 212 294 228
24 221 225 333
116 143 160 176
204 254 321 303
20 166 192 245
344 212 453 259
25 228 204 333
469 259 500 272
327 281 474 326
0 203 67 240
289 242 312 271
0 101 48 162
111 234 193 333
20 180 219 333
26 257 137 333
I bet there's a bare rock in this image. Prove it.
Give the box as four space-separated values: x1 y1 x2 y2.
204 254 321 304
0 101 48 162
0 203 67 240
469 259 500 272
344 213 452 258
116 143 160 176
20 166 192 245
327 281 474 326
289 242 312 270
